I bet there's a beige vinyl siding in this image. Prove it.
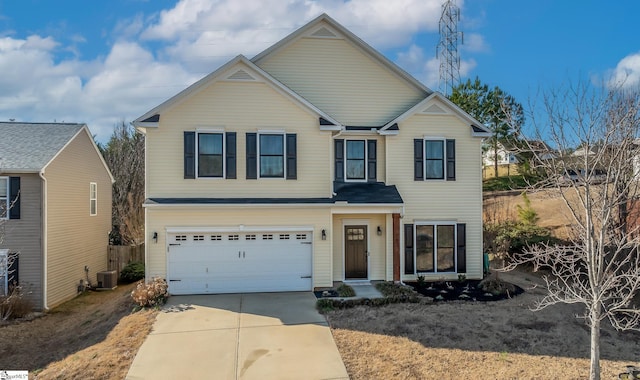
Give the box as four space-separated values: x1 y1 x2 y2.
386 111 484 280
256 34 425 126
146 79 332 198
146 207 333 288
44 130 112 308
331 214 387 281
0 174 43 308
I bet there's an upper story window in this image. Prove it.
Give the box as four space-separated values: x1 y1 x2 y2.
90 182 97 216
346 140 366 180
334 139 377 182
259 133 285 178
414 138 455 181
0 177 8 219
198 132 224 177
425 140 444 179
245 132 296 180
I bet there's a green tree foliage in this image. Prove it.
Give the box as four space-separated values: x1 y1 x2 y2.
449 77 525 177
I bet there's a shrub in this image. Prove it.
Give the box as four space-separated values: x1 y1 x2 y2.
336 284 356 297
0 285 33 321
120 262 145 283
131 278 168 308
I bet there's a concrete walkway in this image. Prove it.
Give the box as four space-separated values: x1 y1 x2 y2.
126 292 348 380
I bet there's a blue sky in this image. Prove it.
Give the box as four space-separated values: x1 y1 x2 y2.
1 0 639 142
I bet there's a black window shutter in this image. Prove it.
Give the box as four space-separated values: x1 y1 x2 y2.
446 139 456 181
286 134 297 180
246 133 257 179
183 132 195 179
334 139 344 181
414 139 423 180
9 177 20 219
456 223 466 273
404 224 414 275
225 132 236 179
367 139 377 182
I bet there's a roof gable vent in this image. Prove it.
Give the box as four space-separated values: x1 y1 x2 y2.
227 69 256 81
311 26 338 38
422 104 448 114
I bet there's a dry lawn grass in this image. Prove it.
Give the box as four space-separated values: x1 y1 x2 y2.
484 189 576 240
327 270 640 379
0 283 157 379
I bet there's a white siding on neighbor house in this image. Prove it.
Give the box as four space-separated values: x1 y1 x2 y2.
255 32 425 127
145 207 333 288
44 130 112 308
146 78 333 199
331 213 387 282
0 173 43 308
386 109 484 280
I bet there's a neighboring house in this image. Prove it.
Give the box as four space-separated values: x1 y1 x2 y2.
482 141 519 167
0 122 113 309
133 14 491 295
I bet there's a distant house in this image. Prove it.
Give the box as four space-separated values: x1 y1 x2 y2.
482 141 519 167
0 122 114 309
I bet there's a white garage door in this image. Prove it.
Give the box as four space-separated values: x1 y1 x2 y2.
166 230 313 295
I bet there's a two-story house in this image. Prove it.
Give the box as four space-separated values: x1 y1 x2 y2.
0 122 113 309
133 14 490 295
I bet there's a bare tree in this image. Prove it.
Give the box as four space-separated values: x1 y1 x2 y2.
100 121 145 246
506 80 640 380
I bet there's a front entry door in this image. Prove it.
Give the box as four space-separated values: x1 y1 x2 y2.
345 226 368 279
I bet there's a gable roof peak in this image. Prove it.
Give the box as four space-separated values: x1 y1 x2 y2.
251 13 432 96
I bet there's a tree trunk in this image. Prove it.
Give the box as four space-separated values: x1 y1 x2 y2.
589 309 601 380
493 140 499 178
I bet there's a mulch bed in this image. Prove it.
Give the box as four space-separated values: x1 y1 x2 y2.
406 279 524 302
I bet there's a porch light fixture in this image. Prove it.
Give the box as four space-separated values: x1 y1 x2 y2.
153 232 158 243
377 226 382 236
321 229 327 240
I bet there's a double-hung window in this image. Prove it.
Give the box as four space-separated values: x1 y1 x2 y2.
425 140 445 179
89 182 97 216
198 132 224 178
414 138 455 181
0 177 7 219
345 140 366 181
259 134 284 178
415 223 456 273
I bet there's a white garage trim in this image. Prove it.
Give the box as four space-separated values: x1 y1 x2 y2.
166 225 314 233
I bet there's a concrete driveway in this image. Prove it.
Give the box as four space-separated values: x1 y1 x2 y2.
126 292 348 380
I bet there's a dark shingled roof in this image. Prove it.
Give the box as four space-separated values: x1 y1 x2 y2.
146 183 403 206
332 182 403 204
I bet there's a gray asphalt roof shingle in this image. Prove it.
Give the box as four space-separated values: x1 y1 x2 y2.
0 122 85 172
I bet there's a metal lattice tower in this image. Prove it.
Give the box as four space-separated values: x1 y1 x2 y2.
437 0 463 96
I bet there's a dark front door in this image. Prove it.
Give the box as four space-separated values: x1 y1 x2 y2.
345 225 367 279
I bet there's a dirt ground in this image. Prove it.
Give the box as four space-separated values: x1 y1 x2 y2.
326 269 640 379
0 283 157 379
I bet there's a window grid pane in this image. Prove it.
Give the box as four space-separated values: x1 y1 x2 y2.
415 225 434 272
346 140 366 180
437 225 455 272
198 133 223 177
260 134 284 177
425 140 445 179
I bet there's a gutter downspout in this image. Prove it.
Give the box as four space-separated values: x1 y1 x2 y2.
39 170 49 311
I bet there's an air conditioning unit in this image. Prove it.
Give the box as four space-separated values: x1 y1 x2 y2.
97 270 118 289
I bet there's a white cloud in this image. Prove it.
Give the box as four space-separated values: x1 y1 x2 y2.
0 0 486 142
608 52 640 89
